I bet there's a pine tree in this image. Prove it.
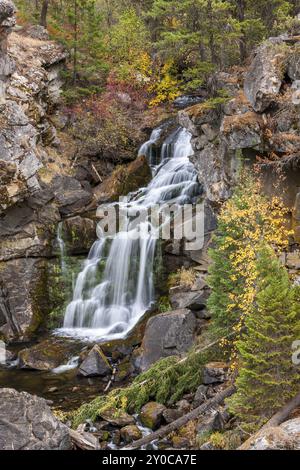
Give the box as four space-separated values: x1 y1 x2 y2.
228 245 300 427
207 175 290 337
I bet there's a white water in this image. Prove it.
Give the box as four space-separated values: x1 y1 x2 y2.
56 222 67 275
56 127 200 341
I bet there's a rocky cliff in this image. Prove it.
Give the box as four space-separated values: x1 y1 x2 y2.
179 36 300 246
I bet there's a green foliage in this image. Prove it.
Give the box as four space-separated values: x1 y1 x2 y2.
227 244 300 427
71 333 224 428
158 296 171 313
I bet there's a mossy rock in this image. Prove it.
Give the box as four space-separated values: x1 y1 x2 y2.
94 155 152 203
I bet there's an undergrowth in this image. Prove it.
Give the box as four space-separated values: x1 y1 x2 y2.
71 334 225 429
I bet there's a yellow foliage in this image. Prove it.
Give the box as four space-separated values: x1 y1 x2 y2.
148 60 181 107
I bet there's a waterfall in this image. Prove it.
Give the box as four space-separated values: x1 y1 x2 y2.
57 127 201 341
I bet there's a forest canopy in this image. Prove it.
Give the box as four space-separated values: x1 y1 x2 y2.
15 1 300 104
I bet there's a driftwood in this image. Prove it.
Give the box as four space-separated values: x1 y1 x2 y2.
69 429 100 450
238 391 300 450
123 385 236 450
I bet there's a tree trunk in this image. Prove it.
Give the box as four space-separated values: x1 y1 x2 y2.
236 0 246 63
122 385 236 450
40 0 49 28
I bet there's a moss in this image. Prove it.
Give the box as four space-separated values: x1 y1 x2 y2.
71 332 226 428
158 296 171 313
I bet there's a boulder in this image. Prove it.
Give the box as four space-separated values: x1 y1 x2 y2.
169 289 209 311
18 338 81 371
51 176 93 216
139 402 166 430
163 408 183 424
203 362 229 385
244 42 286 112
140 309 197 371
94 155 152 203
0 388 71 450
100 409 135 427
120 425 142 443
197 411 227 436
78 345 112 377
247 418 300 450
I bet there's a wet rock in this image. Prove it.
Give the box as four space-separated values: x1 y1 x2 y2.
244 42 286 112
0 388 71 450
78 345 112 378
140 402 166 430
140 309 197 371
60 216 96 256
18 338 81 371
247 418 300 450
94 155 152 203
203 362 229 385
0 258 50 341
120 425 142 443
100 409 135 428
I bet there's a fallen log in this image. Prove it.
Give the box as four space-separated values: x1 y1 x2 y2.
69 429 100 450
123 384 236 450
238 390 300 450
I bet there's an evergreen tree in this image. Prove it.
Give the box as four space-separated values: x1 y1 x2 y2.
228 245 300 427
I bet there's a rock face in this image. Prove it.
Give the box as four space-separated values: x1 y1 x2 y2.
244 41 286 112
140 309 197 371
0 388 71 450
78 345 112 377
94 155 152 203
247 418 300 450
179 33 300 249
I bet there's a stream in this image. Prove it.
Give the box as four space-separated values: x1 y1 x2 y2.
0 124 202 409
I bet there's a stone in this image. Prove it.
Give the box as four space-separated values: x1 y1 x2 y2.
197 411 226 436
244 42 286 112
163 408 183 424
193 385 207 407
94 155 152 203
140 309 197 371
221 112 263 149
0 388 71 450
139 402 166 430
247 418 300 450
286 251 300 270
203 362 229 385
178 102 220 137
169 289 209 311
78 345 112 378
171 436 190 448
18 338 81 371
100 409 135 427
51 176 93 216
120 425 142 443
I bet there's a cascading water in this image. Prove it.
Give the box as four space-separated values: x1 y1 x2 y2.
56 222 67 275
57 127 201 341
